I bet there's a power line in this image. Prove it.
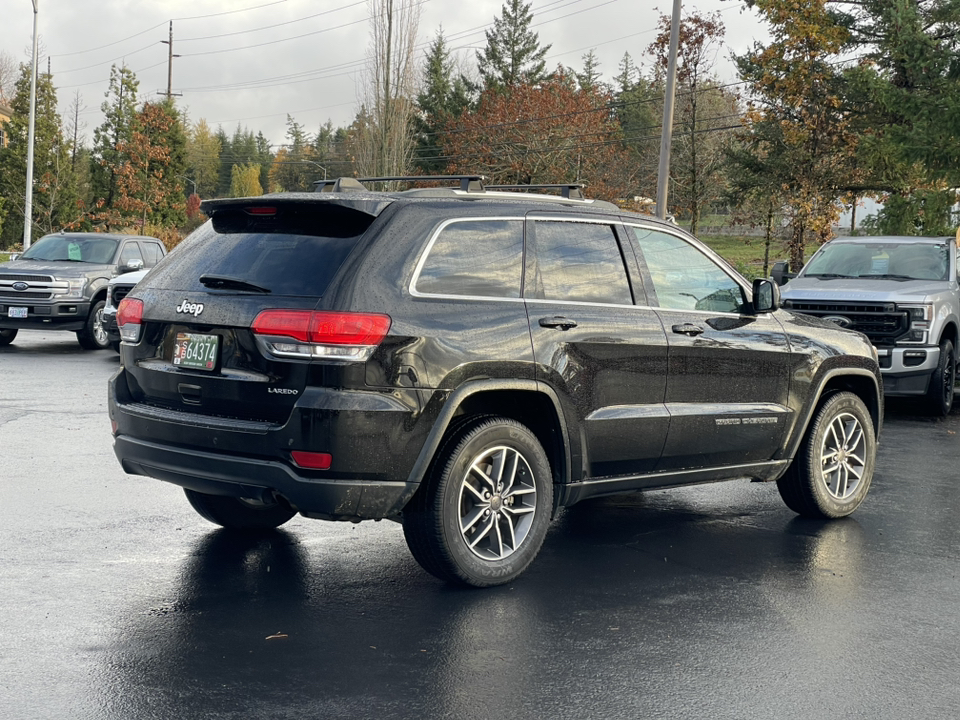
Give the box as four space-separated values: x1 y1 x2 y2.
178 1 368 43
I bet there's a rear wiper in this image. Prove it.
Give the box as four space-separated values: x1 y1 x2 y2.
199 274 271 293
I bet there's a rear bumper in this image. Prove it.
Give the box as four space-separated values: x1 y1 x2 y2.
108 368 430 520
114 434 417 520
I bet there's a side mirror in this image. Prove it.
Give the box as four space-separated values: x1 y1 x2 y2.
752 278 780 314
7 253 20 261
122 259 144 273
771 261 793 285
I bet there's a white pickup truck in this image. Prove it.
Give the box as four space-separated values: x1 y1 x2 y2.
776 234 960 416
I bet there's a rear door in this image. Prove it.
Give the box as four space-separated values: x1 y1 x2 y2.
624 224 792 471
525 215 669 479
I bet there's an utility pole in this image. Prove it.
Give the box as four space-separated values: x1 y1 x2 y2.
23 0 39 250
655 0 682 220
159 21 181 101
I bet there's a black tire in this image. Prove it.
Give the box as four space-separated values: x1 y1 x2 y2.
777 391 876 519
76 299 110 350
402 417 554 587
925 339 955 417
0 328 16 346
184 488 297 530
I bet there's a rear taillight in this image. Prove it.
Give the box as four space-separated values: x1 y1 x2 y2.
117 298 144 343
252 310 391 362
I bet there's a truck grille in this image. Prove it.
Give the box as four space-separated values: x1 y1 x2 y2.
787 301 908 344
0 274 54 283
111 284 134 306
0 291 52 300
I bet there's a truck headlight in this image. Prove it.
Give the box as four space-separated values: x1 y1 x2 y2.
52 277 87 299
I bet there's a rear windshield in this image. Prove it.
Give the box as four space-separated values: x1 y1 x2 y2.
147 205 373 297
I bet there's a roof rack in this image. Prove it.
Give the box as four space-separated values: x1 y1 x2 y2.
485 183 586 200
313 175 488 193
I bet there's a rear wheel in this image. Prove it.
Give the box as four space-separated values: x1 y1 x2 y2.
925 339 955 417
777 391 876 519
76 299 110 350
403 417 553 587
0 328 16 346
184 489 297 530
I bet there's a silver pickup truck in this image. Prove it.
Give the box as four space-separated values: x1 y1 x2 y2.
776 235 960 416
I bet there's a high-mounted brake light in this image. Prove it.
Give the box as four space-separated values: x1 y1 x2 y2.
117 297 144 343
252 310 391 362
245 206 277 216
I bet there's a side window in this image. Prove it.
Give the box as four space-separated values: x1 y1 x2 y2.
141 242 163 266
528 221 632 305
415 219 523 298
119 242 144 268
630 227 746 313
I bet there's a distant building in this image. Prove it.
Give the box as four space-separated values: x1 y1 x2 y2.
0 100 12 148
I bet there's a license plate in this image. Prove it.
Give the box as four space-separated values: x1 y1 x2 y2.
173 332 219 371
8 307 27 318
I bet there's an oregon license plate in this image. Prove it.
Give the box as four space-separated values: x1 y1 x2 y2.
8 307 28 318
173 332 219 371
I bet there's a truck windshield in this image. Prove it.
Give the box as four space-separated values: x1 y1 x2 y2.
803 243 949 281
20 235 120 264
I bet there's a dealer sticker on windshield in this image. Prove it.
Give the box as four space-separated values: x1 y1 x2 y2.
173 332 219 371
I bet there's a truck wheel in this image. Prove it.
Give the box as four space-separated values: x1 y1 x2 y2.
0 329 16 346
76 300 110 350
184 488 297 530
925 339 955 417
402 417 553 587
777 391 876 519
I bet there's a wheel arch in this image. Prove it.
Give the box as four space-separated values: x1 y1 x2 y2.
937 320 958 352
784 368 882 460
405 380 572 495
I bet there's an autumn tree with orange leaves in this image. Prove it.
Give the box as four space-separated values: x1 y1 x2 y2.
441 72 635 203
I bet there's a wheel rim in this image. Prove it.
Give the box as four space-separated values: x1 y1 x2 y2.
93 307 107 345
818 412 867 500
457 445 537 561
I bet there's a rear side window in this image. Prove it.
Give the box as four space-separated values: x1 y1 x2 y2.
147 205 374 297
120 243 144 267
527 220 632 305
415 219 524 298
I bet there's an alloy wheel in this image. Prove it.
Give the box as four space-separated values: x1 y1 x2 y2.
457 445 537 561
819 412 867 500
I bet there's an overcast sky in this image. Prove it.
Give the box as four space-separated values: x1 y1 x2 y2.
1 0 769 150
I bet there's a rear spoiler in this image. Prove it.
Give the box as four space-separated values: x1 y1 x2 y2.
200 194 394 220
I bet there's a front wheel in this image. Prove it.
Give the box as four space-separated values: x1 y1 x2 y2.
925 339 955 417
0 328 16 346
76 300 110 350
184 489 297 530
777 391 876 519
403 417 554 587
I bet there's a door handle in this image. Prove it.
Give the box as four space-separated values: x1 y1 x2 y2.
671 323 704 337
539 316 578 331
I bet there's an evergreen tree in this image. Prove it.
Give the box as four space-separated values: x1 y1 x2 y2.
576 50 605 93
476 0 551 92
414 30 471 174
0 64 78 247
91 64 139 210
215 126 232 196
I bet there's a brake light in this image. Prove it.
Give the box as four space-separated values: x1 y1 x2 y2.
252 310 391 361
117 297 144 343
246 206 277 216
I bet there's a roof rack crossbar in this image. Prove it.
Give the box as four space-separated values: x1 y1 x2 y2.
485 183 586 200
356 175 488 193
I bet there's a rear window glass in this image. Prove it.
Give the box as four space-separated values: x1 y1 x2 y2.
148 205 373 296
415 219 523 298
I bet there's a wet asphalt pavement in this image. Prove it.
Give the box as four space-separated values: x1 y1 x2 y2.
1 332 959 720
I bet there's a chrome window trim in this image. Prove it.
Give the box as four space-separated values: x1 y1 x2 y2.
409 216 526 299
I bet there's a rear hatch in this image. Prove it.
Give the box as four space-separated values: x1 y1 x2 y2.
120 196 391 424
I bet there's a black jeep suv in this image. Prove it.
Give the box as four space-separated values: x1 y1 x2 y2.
109 178 883 587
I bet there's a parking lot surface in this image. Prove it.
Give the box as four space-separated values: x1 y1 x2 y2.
1 333 959 719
